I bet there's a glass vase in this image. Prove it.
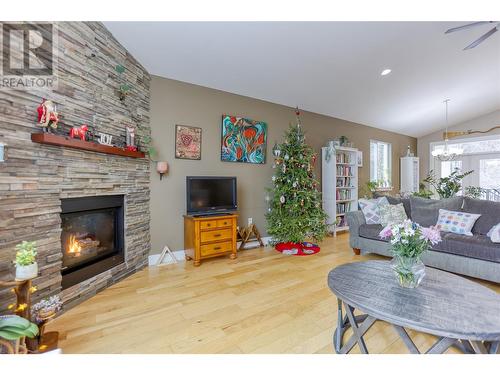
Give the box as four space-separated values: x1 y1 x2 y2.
390 256 426 288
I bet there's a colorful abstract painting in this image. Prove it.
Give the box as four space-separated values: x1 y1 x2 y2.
221 115 267 164
175 125 202 160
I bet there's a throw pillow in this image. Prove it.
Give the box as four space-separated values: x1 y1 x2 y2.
410 196 464 228
487 223 500 243
436 209 481 236
379 203 408 226
373 193 411 218
358 197 389 224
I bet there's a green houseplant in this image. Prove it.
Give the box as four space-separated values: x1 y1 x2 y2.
360 181 378 199
464 186 484 199
0 315 39 341
423 169 473 199
0 315 39 354
412 182 433 199
13 241 38 280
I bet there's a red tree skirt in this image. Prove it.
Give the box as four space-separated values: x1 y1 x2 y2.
275 242 320 256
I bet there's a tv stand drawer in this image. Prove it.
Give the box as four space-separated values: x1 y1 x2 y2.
200 228 232 243
200 220 218 230
200 241 232 257
199 218 233 230
216 218 232 228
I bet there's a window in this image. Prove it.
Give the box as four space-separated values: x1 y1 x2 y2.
370 140 392 188
430 135 500 201
480 158 500 189
440 160 462 178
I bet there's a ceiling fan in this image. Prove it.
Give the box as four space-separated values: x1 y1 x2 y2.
445 21 500 50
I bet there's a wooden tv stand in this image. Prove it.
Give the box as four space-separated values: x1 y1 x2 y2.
184 214 238 266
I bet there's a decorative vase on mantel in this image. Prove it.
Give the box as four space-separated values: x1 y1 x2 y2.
390 255 426 288
379 220 442 289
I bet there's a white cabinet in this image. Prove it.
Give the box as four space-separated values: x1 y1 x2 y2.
400 156 419 193
322 146 359 235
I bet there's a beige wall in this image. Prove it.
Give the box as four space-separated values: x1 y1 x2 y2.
418 110 500 178
150 76 417 254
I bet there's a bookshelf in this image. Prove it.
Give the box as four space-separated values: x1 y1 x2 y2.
321 146 359 236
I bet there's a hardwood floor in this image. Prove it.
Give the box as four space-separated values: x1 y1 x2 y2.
47 234 500 354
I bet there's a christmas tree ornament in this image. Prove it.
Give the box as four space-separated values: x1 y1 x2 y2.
284 154 289 161
272 141 281 157
280 195 285 204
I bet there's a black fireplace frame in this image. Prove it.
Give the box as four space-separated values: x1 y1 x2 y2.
61 195 125 289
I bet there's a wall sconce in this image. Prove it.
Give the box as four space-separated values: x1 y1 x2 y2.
156 161 168 180
0 143 5 162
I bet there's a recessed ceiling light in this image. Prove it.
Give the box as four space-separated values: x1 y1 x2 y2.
381 69 392 76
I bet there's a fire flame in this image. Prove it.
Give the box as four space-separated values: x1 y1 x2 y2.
68 235 81 257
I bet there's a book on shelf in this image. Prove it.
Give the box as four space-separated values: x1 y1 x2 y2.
336 177 354 187
336 201 352 214
336 189 352 200
336 165 354 176
336 152 353 164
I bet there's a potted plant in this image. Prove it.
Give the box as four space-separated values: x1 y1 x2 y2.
13 241 38 280
379 220 441 288
31 295 62 324
0 315 39 354
423 169 473 198
464 186 484 199
31 295 62 349
412 182 433 199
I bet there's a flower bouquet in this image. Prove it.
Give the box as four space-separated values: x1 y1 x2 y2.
379 220 441 288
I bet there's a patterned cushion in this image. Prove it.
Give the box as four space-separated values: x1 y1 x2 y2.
487 223 500 243
358 197 389 224
436 209 481 236
379 203 408 227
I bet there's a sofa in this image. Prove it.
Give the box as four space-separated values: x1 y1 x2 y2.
346 195 500 283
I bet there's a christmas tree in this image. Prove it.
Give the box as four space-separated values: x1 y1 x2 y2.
266 109 328 245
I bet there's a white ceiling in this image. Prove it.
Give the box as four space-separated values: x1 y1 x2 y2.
104 22 500 137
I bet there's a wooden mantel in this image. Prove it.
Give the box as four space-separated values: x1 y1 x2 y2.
31 133 146 159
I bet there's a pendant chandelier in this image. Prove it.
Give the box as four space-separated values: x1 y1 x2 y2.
431 99 463 161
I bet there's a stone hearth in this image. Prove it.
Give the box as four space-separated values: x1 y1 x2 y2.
0 22 151 312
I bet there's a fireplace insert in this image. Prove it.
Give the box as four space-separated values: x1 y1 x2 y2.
60 195 124 289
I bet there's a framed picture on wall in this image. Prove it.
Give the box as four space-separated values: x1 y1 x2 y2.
221 115 267 164
357 150 363 167
175 125 202 160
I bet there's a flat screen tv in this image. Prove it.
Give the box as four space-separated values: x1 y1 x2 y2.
186 176 237 215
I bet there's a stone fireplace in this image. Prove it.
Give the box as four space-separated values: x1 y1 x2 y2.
60 195 125 289
0 22 151 313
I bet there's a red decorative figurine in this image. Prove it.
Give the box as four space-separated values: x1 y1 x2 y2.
69 125 89 141
37 99 59 133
